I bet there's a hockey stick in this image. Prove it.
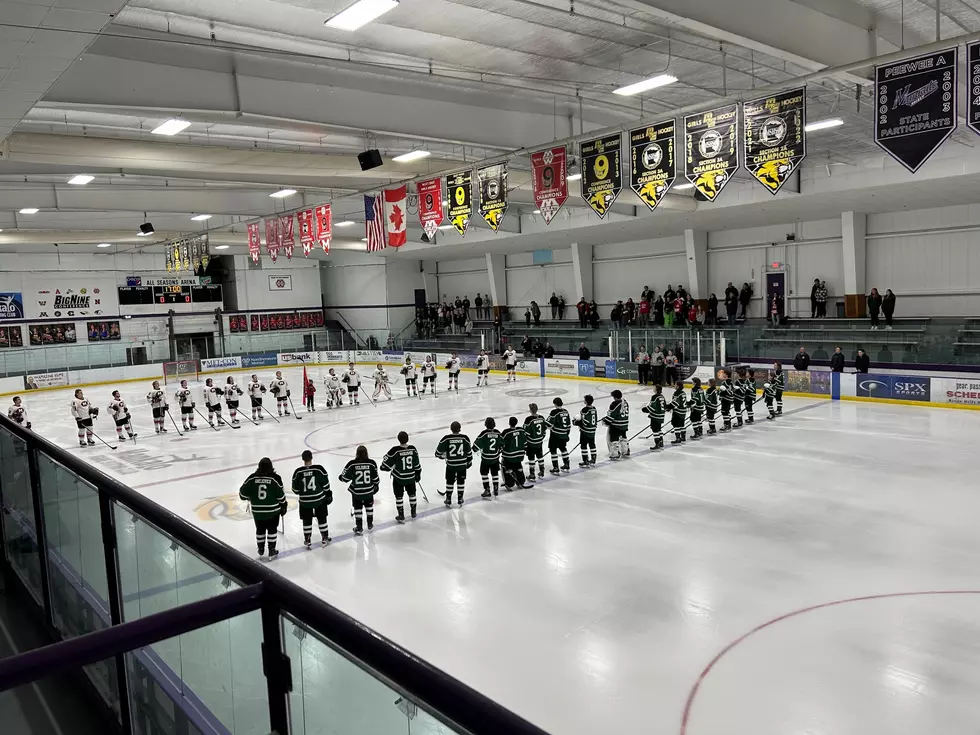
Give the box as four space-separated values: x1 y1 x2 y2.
90 429 117 451
286 395 303 420
166 408 184 436
364 389 378 408
235 406 258 426
260 403 282 423
417 482 429 503
194 406 221 432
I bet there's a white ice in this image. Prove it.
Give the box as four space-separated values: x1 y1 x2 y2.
16 366 980 735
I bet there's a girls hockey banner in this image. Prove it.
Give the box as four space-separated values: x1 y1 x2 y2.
580 134 622 218
629 121 676 211
446 171 472 236
477 163 508 231
684 104 739 201
743 87 806 194
417 177 444 239
530 146 568 225
247 222 261 264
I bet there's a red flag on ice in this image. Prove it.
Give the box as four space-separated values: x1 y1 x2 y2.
302 365 310 405
384 185 407 247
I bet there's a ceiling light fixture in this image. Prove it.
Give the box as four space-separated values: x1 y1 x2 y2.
438 224 455 230
214 245 230 250
613 74 678 96
567 173 582 181
191 214 212 221
361 237 369 241
138 218 155 236
19 208 38 214
673 183 695 191
533 210 541 214
270 189 297 198
68 175 94 185
392 149 430 163
805 117 844 132
335 221 356 227
152 119 192 136
97 243 112 248
325 0 399 31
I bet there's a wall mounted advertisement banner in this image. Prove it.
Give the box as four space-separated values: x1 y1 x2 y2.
856 374 931 401
278 352 316 364
26 371 69 389
742 87 806 194
29 282 115 320
201 356 243 371
0 293 24 320
577 360 596 377
580 134 622 218
629 121 676 211
446 171 472 236
530 146 568 225
684 104 739 201
242 353 279 368
477 163 508 232
874 48 957 173
544 358 578 376
935 377 980 406
417 178 444 240
268 275 292 291
322 351 346 363
247 222 261 264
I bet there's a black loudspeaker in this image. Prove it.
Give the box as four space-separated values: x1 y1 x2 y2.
414 289 427 309
357 149 383 171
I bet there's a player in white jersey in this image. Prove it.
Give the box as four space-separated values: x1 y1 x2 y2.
400 357 418 397
372 364 392 400
247 374 267 421
146 380 169 434
174 380 198 430
108 391 137 441
70 389 98 447
504 347 518 381
341 363 361 405
270 370 291 416
7 396 30 429
203 378 226 426
323 369 344 409
476 350 490 387
420 355 437 395
445 352 461 391
224 377 244 425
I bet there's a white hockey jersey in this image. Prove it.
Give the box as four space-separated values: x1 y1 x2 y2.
8 404 28 425
175 389 195 409
71 398 94 421
224 384 244 402
247 381 266 399
373 368 389 384
205 386 224 407
341 370 361 388
446 357 461 374
504 349 517 367
421 361 436 378
477 355 490 371
402 362 417 379
146 389 166 409
324 375 343 394
109 399 130 421
270 378 289 397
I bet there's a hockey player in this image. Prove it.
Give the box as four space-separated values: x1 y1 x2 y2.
732 369 745 427
705 378 720 435
304 379 316 412
523 404 547 481
108 391 137 441
689 377 705 438
175 380 198 430
602 389 630 459
401 357 419 397
372 364 392 401
7 396 30 430
545 397 571 474
764 375 778 419
420 355 437 395
435 421 472 507
203 379 226 426
642 384 667 450
445 352 461 391
339 446 380 535
341 363 361 405
381 432 422 522
670 382 687 444
70 389 98 446
472 418 502 498
718 370 734 432
239 457 286 559
475 350 490 387
743 370 757 424
291 450 331 548
323 369 344 409
247 374 267 421
501 417 533 490
503 346 518 382
773 361 785 415
572 394 598 467
224 377 244 425
147 381 170 434
270 370 290 416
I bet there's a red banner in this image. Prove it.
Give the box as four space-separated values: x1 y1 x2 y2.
417 178 443 240
531 146 568 225
278 215 294 260
315 204 332 255
247 222 261 264
298 209 315 257
265 218 280 263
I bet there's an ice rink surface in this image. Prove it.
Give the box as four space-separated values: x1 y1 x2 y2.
17 365 980 735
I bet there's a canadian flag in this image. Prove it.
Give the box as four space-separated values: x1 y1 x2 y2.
384 185 407 248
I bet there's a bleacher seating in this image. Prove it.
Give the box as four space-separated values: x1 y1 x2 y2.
954 318 980 360
753 317 930 363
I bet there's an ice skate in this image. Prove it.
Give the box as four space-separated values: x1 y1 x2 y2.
481 490 492 499
268 550 279 561
321 536 331 546
304 539 312 549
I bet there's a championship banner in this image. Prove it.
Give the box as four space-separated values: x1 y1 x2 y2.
166 248 173 273
629 120 676 212
200 236 210 270
685 105 738 201
530 146 568 224
315 204 331 255
417 177 443 239
172 242 182 272
298 209 316 256
874 48 957 173
477 162 508 231
278 215 295 260
743 87 806 195
265 218 280 263
970 43 980 137
580 134 622 218
181 242 190 271
447 171 472 236
247 222 261 264
191 240 201 271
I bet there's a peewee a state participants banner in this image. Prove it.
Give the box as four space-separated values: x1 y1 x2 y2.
629 120 676 211
580 134 622 218
969 42 980 137
684 104 738 201
530 146 568 224
477 163 508 231
743 87 806 194
417 177 443 239
875 48 957 173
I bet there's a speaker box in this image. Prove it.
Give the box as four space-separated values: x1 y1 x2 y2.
357 149 383 171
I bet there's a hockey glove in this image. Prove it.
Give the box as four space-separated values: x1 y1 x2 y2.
261 386 267 393
280 503 288 517
25 422 31 430
286 390 290 397
326 490 333 505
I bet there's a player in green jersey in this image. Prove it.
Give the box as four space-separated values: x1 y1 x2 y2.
773 361 785 415
719 370 734 432
705 378 720 435
642 385 667 450
501 417 533 489
545 397 572 475
572 395 598 466
689 377 705 439
473 417 503 498
523 404 547 480
291 450 332 548
239 457 287 560
339 446 380 535
764 374 778 419
732 368 745 427
381 431 422 522
602 389 630 459
670 382 687 444
436 421 472 507
743 370 757 424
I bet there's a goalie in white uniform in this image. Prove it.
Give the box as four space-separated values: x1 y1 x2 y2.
504 346 518 382
146 381 168 434
70 389 98 447
323 369 345 409
270 370 291 416
108 391 137 441
445 352 461 391
400 356 419 397
372 363 392 400
175 380 198 430
7 396 30 430
224 377 244 425
476 350 490 387
420 355 437 395
204 378 226 426
341 363 361 405
247 374 267 421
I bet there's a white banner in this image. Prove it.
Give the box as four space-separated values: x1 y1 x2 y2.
382 352 404 365
26 371 69 389
268 275 293 291
544 358 578 376
26 278 118 320
934 377 980 407
355 350 383 363
141 277 200 287
201 356 242 372
320 351 346 363
685 365 717 384
278 351 315 365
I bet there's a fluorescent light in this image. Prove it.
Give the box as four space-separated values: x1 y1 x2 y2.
335 221 356 227
191 214 212 221
567 173 582 181
67 175 94 185
97 243 112 248
151 119 192 136
270 189 297 198
361 237 369 241
674 183 695 191
325 0 398 31
805 117 844 132
533 210 541 214
613 74 678 96
392 149 430 163
19 208 38 214
438 224 455 230
214 245 230 250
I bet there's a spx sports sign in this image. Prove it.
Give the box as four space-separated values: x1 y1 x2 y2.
856 374 931 401
0 293 24 320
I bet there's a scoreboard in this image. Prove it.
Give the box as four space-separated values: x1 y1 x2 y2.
117 284 222 306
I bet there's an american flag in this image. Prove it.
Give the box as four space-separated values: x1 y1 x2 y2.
364 195 387 252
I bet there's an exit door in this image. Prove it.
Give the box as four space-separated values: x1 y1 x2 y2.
766 272 786 322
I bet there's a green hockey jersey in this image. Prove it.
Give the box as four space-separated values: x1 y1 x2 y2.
473 429 503 461
643 394 666 421
339 459 380 498
501 427 527 463
546 408 571 438
239 472 286 520
575 405 598 436
290 464 331 508
436 433 473 468
380 445 421 482
523 415 547 446
604 399 630 430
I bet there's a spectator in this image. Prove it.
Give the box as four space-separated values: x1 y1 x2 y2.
770 293 784 327
625 298 636 326
882 289 896 330
577 298 588 327
815 281 829 318
464 315 473 335
830 346 845 372
531 300 542 326
664 350 678 386
462 295 471 319
793 346 811 371
641 285 650 302
707 293 718 325
867 287 882 330
578 343 591 360
654 295 665 326
687 300 698 327
810 278 820 318
533 340 545 358
474 293 483 319
521 334 532 356
588 304 600 329
558 295 566 320
610 301 623 329
544 342 555 359
663 297 674 328
664 284 676 303
738 282 753 319
724 283 738 325
485 293 493 319
674 342 684 363
855 349 870 373
677 285 688 301
652 345 665 385
524 307 531 328
673 294 685 326
635 345 650 385
639 297 650 326
549 292 560 319
455 296 462 311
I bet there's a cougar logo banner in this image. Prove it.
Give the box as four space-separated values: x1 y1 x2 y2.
172 241 182 272
182 242 191 271
875 48 957 173
629 121 675 211
166 248 173 273
199 236 210 270
191 240 201 272
743 87 806 195
684 105 738 201
446 170 472 236
417 177 443 239
477 163 508 231
580 133 622 218
530 146 568 224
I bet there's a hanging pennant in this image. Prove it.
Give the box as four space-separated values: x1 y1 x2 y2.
298 209 316 257
278 215 295 260
200 235 210 270
191 240 201 272
629 121 676 211
580 134 623 218
247 222 261 264
417 178 443 240
743 88 806 195
265 219 280 263
315 204 332 255
172 242 182 272
446 171 472 236
477 163 508 231
182 242 191 271
875 48 957 173
531 146 568 224
684 104 739 201
970 43 980 136
166 248 173 273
